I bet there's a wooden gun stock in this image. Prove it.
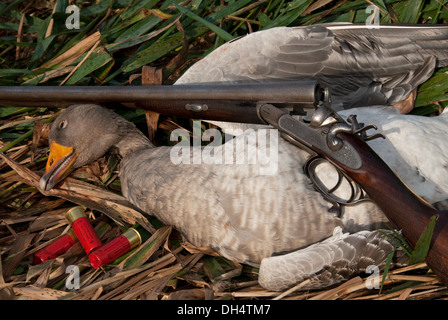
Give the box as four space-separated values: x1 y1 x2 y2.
330 132 448 286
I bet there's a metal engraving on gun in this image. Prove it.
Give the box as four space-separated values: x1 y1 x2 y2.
257 102 385 217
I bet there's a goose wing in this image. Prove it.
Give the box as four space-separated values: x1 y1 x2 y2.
259 228 408 291
176 24 448 109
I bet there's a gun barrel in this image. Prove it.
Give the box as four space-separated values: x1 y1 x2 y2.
0 81 327 105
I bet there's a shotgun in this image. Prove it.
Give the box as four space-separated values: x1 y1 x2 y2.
1 82 447 285
256 102 448 287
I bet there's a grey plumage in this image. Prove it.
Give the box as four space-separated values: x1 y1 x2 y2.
259 228 408 291
118 127 378 265
176 24 448 110
43 104 448 290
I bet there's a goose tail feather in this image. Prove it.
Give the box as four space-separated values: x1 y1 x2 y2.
258 227 408 291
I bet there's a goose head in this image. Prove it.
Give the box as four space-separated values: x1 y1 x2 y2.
39 104 151 191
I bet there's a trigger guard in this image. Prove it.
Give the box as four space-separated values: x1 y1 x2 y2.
303 156 371 217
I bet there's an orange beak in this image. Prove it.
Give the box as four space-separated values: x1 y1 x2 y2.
39 141 78 191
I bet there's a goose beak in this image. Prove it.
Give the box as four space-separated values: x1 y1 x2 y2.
39 141 78 191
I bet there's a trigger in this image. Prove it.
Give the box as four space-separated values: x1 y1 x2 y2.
328 203 343 217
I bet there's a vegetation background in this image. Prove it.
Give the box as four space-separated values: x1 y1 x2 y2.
0 0 447 300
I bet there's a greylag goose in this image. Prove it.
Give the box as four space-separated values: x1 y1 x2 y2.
39 104 448 290
175 23 448 134
38 24 448 290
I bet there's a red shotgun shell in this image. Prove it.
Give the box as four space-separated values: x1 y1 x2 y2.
89 228 142 269
65 207 102 255
33 229 77 265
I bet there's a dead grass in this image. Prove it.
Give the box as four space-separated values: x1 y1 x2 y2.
1 0 448 300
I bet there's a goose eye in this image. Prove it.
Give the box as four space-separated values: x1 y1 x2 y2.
58 120 68 129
